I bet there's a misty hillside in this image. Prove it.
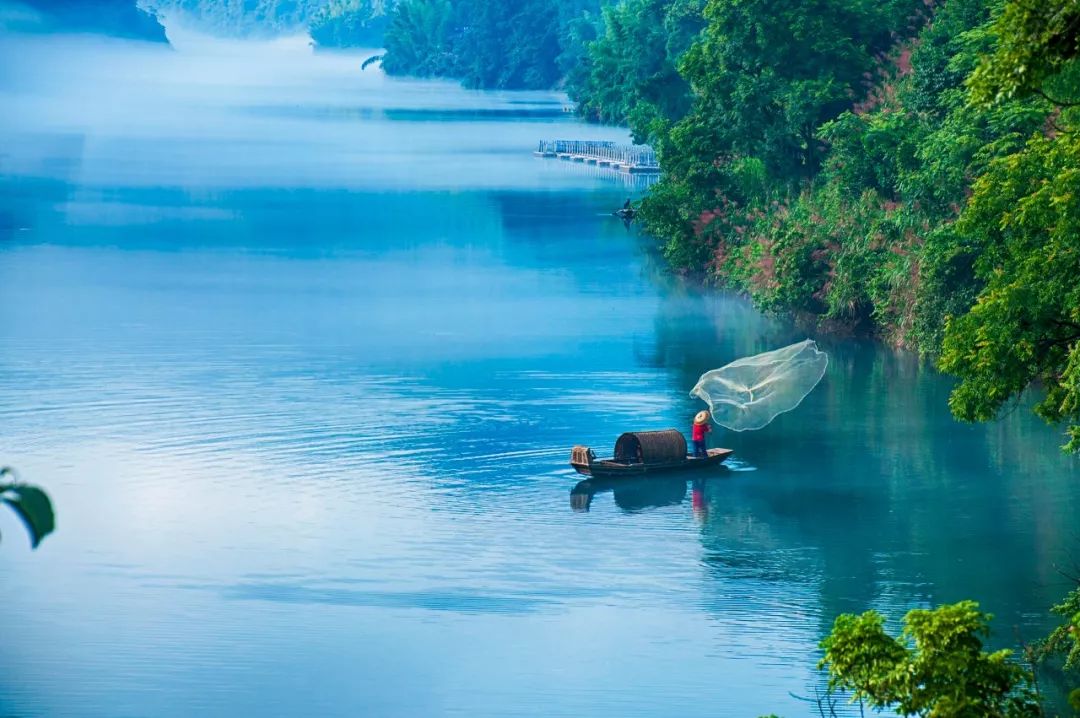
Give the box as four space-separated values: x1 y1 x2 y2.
144 0 327 37
143 0 391 47
0 0 167 41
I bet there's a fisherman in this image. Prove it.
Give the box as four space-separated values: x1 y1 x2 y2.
692 410 711 458
623 198 632 211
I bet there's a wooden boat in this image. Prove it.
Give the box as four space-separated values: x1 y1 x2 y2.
570 429 732 478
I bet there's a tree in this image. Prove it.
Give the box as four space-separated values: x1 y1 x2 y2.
938 0 1080 452
566 0 705 134
968 0 1080 107
939 131 1080 451
380 0 602 90
0 467 55 549
636 0 921 271
380 0 454 77
309 0 394 48
625 0 1064 369
820 601 1042 717
669 0 915 180
1038 584 1080 711
451 0 563 89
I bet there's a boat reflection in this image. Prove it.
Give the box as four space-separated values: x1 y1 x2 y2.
572 476 711 513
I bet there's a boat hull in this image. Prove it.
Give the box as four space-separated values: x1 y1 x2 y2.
571 448 732 478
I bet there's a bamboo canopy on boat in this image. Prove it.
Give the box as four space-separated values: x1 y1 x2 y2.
613 429 687 464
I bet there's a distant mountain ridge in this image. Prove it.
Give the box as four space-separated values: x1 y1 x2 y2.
142 0 329 37
142 0 392 47
0 0 167 41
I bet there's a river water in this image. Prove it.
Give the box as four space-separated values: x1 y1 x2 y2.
1 31 1079 718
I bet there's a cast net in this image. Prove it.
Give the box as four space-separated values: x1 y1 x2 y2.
690 339 828 431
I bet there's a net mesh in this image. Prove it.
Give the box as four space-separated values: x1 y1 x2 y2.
690 339 828 432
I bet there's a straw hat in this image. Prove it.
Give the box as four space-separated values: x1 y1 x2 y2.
694 410 710 425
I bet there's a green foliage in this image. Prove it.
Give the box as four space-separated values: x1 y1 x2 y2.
1040 585 1080 672
565 0 705 135
454 0 564 89
672 0 916 181
939 129 1080 450
381 0 600 90
821 601 1042 717
933 0 1080 451
0 467 55 549
969 0 1080 106
309 0 393 48
380 0 454 77
637 163 716 270
634 0 930 318
632 0 1080 413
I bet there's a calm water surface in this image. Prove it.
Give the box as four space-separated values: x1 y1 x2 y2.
2 31 1079 718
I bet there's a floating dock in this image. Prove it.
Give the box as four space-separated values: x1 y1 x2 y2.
534 140 660 174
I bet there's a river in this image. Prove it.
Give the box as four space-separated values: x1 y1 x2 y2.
1 30 1078 718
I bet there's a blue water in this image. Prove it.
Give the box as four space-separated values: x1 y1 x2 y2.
1 31 1079 718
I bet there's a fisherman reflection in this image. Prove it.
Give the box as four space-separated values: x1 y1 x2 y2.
691 478 707 522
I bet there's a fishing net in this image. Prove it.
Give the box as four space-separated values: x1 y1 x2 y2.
690 339 828 431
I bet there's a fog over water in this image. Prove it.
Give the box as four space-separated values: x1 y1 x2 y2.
0 27 625 193
1 25 1079 718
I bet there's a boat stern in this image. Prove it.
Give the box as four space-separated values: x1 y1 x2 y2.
570 445 595 476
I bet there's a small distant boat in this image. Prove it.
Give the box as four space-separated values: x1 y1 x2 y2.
570 429 732 478
613 207 636 220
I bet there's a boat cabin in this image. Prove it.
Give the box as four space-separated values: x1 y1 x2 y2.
614 429 686 464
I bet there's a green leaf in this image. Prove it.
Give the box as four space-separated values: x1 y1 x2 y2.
1069 687 1080 712
820 601 1040 716
1 484 56 549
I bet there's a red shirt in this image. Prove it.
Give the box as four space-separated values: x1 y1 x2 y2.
691 422 711 441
